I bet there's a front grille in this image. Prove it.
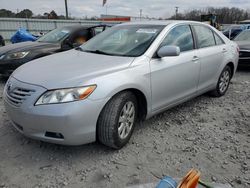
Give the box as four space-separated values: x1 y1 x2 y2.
6 87 35 107
239 50 250 58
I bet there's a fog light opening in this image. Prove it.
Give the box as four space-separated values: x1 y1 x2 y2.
45 132 64 139
13 122 23 132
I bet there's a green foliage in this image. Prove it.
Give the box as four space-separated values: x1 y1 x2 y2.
169 7 250 24
0 9 15 17
16 9 33 18
0 9 64 19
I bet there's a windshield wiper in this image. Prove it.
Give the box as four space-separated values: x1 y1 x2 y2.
75 46 84 51
83 49 116 56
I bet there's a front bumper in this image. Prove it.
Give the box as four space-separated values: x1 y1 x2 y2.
238 50 250 65
238 57 250 65
3 77 108 145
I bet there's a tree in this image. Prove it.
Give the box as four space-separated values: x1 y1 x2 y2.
168 7 249 24
58 15 66 19
48 10 58 19
0 9 15 17
16 9 33 18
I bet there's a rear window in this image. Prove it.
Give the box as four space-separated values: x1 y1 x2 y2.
193 25 216 48
214 32 225 45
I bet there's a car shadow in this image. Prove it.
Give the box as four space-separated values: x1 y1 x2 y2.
0 76 8 83
237 65 250 72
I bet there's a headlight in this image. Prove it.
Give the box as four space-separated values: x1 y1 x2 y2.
5 51 29 60
0 54 5 60
35 85 96 105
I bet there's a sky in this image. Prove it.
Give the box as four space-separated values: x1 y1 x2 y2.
0 0 250 18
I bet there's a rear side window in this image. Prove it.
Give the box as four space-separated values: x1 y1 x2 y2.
193 25 216 48
160 25 194 52
214 32 224 45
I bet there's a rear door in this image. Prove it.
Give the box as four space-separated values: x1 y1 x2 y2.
150 24 200 111
192 25 226 91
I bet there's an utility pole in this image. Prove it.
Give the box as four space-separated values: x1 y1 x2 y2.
175 7 179 20
65 0 69 19
140 9 142 21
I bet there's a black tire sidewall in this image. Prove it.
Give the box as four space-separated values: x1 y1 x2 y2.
216 66 232 96
113 93 137 149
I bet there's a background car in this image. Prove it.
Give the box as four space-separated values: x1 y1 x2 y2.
222 25 243 39
4 21 238 149
0 24 109 77
233 29 250 65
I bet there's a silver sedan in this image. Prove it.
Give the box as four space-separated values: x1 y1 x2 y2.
3 21 239 149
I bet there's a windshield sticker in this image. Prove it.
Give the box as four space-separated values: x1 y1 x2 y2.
136 29 158 34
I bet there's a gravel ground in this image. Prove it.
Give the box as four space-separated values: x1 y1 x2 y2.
0 68 249 188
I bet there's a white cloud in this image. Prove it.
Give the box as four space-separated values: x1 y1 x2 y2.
0 0 249 18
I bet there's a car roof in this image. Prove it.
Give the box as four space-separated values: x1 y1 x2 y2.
119 20 205 26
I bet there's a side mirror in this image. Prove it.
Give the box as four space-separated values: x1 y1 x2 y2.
157 45 180 58
61 39 73 50
72 43 80 48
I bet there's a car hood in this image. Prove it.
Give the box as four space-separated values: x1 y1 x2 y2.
0 41 59 55
12 49 135 89
234 41 250 50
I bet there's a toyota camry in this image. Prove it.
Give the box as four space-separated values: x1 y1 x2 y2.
3 21 239 149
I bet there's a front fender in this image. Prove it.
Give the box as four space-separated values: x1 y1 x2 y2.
87 56 152 115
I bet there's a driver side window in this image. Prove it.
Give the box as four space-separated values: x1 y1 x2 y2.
160 25 194 52
71 30 90 46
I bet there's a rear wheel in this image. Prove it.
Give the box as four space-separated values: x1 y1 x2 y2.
97 91 137 149
210 66 232 97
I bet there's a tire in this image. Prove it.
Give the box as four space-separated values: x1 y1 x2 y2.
210 65 232 97
97 91 137 149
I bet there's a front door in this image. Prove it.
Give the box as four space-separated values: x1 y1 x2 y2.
150 24 200 111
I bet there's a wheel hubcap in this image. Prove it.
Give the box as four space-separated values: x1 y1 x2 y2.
118 101 135 140
219 70 230 93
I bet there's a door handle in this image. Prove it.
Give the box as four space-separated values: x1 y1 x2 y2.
222 48 227 53
192 56 199 62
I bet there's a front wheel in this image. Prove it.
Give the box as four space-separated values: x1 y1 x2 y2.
210 66 232 97
97 91 137 149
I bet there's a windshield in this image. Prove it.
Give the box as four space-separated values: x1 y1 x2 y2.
37 28 70 43
223 25 242 33
79 25 164 57
234 30 250 41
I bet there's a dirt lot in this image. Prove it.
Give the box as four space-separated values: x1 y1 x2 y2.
0 68 249 188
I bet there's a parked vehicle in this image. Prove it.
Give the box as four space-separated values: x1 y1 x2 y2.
0 34 5 46
233 29 250 65
3 21 238 149
222 25 243 39
201 14 220 30
0 24 109 77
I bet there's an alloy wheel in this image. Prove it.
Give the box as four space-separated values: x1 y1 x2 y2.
118 101 135 140
219 70 230 94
